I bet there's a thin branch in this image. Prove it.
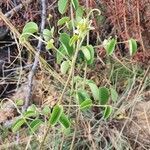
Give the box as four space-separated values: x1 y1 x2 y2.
5 0 33 17
23 0 47 111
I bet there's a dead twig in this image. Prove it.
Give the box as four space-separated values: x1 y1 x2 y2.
23 0 47 111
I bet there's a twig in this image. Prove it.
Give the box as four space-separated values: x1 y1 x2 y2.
23 0 47 111
5 0 33 17
0 11 64 87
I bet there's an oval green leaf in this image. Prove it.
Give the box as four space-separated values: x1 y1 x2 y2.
104 38 117 55
71 0 79 10
99 87 110 105
22 22 38 40
30 119 43 133
76 90 90 104
59 113 70 128
49 105 63 126
60 61 70 74
81 46 91 61
87 81 99 101
57 17 70 26
76 6 84 22
86 45 94 64
43 29 52 41
80 99 92 110
58 0 68 14
69 35 79 46
110 87 118 102
12 118 25 132
42 106 51 116
23 111 37 118
59 33 74 56
103 106 113 119
128 38 137 56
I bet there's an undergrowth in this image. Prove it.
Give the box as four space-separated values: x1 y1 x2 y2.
0 0 149 150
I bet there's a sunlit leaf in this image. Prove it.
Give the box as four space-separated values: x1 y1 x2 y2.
80 99 92 110
103 38 117 55
22 22 38 40
59 113 70 128
42 106 51 116
110 87 118 102
43 29 52 41
80 45 94 64
86 45 94 64
69 34 79 46
87 81 99 101
30 119 43 133
103 106 112 119
71 0 79 10
27 104 37 112
128 38 137 56
23 111 37 118
46 39 54 49
59 33 74 56
60 61 70 74
81 46 91 61
75 6 84 22
58 0 68 14
76 90 90 104
49 105 63 126
12 118 25 132
57 17 70 26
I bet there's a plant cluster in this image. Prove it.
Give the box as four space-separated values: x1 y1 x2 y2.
12 0 138 147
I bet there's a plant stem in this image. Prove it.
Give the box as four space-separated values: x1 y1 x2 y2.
39 38 84 149
58 38 84 104
39 125 51 150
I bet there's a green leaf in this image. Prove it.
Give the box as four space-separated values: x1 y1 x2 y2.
27 104 37 112
42 106 51 116
46 39 54 49
110 87 118 102
30 119 43 133
75 6 84 22
12 118 25 132
58 0 68 14
71 0 79 10
103 38 117 55
59 113 70 128
99 87 110 105
81 46 91 61
80 99 92 110
87 81 99 101
22 22 38 40
128 38 137 56
57 17 70 26
49 105 63 126
69 35 79 46
86 45 94 64
80 45 94 64
59 33 74 56
103 106 112 119
23 111 37 118
43 29 52 41
56 46 66 64
76 90 90 104
60 61 70 74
